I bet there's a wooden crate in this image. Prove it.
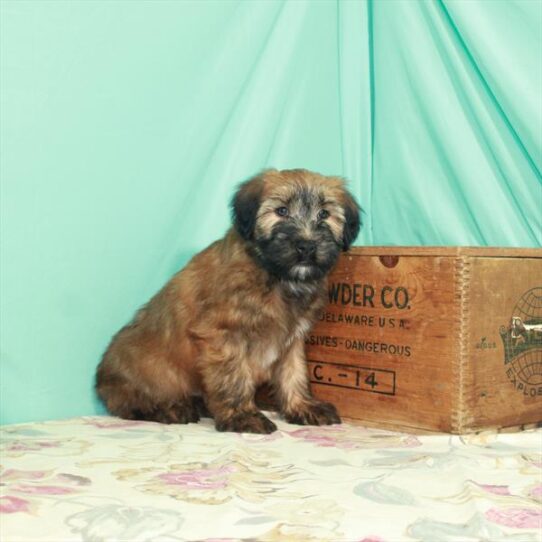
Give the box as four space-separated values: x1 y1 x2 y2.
305 247 542 434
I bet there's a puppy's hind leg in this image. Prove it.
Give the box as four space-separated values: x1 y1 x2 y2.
131 398 200 425
96 363 199 424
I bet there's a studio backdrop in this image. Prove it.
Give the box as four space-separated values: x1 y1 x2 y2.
1 0 541 424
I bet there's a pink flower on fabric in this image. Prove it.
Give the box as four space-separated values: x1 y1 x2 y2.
1 469 49 481
7 441 59 451
158 466 235 490
485 507 542 529
7 443 30 451
0 496 31 514
288 428 353 448
402 435 421 448
530 484 542 499
12 484 77 495
477 483 511 496
359 537 386 542
287 426 421 450
85 418 147 429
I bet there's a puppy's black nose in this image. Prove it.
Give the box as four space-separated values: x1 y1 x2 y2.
295 240 316 259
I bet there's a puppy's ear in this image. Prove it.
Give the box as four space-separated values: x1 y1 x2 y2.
231 174 264 241
342 191 361 251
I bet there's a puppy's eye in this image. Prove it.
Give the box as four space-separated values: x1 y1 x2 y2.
317 209 330 220
275 207 289 217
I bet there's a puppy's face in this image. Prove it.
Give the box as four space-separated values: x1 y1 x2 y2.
232 169 360 282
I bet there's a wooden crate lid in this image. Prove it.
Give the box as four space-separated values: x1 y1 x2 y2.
347 246 542 258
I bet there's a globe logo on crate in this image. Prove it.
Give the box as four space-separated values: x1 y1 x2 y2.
500 287 542 397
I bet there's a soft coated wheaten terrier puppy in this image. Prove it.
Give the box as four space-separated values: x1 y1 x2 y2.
96 168 361 433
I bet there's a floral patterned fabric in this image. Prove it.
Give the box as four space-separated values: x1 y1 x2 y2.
1 414 541 541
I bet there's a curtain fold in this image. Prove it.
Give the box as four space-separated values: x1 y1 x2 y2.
368 0 541 246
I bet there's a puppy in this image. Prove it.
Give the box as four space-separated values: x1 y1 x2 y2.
96 168 360 433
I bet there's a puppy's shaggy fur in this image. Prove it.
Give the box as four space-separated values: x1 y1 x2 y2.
96 169 360 433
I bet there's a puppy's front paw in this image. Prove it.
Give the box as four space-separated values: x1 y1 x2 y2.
215 411 277 434
284 401 341 426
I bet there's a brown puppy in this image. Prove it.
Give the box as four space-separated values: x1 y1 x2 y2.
96 168 360 433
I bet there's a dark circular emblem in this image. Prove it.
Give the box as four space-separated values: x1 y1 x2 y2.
500 287 542 397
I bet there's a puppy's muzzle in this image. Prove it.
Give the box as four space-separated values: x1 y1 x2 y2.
295 240 317 263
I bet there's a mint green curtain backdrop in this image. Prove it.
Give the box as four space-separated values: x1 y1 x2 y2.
1 0 541 424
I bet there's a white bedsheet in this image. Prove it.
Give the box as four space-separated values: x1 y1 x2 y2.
1 414 541 541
